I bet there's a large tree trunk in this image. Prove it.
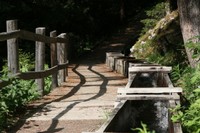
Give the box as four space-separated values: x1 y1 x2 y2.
177 0 200 67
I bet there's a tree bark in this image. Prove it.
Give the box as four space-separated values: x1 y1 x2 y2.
177 0 200 67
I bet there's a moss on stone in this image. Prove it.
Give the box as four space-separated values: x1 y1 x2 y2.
131 10 179 59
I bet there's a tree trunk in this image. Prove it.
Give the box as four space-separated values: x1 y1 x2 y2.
177 0 200 67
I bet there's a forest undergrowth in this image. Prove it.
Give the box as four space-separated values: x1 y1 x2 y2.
131 1 200 133
0 50 52 132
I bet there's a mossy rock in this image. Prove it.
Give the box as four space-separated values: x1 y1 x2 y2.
131 10 180 59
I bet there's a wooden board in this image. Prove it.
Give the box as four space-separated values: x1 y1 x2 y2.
129 63 160 67
129 66 172 73
0 61 68 88
117 94 180 100
118 87 182 94
0 30 67 43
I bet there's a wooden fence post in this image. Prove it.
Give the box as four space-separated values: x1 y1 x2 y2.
65 33 69 78
50 30 58 88
6 20 19 74
57 33 67 83
35 27 45 96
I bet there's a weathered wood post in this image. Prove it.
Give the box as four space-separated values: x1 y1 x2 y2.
65 33 69 78
50 30 58 88
35 27 45 96
57 33 67 83
6 20 19 74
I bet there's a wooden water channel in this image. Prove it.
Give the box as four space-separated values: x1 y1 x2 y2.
84 52 183 133
0 20 69 96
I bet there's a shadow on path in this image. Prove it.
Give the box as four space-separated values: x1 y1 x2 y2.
9 64 84 132
10 62 111 133
37 63 108 133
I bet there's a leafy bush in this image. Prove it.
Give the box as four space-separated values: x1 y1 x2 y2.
181 98 200 133
0 50 38 131
147 51 177 66
44 64 52 95
170 40 200 133
171 91 200 133
0 49 54 131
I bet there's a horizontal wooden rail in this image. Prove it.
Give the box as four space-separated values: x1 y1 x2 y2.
0 61 68 88
0 30 67 43
117 87 182 100
129 63 161 67
117 94 180 100
118 87 182 94
20 30 67 43
129 66 172 73
0 30 20 41
16 61 68 80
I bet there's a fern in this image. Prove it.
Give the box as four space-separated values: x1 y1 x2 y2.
131 122 155 133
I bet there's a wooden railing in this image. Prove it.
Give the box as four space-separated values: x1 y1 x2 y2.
0 20 70 96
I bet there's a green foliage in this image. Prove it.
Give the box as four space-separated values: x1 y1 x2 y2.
171 97 200 133
0 78 37 111
18 50 34 72
186 36 200 61
140 2 167 35
170 41 200 133
181 99 200 133
131 122 155 133
171 64 183 84
0 49 56 131
0 50 38 131
179 66 200 101
44 64 52 95
147 51 177 66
